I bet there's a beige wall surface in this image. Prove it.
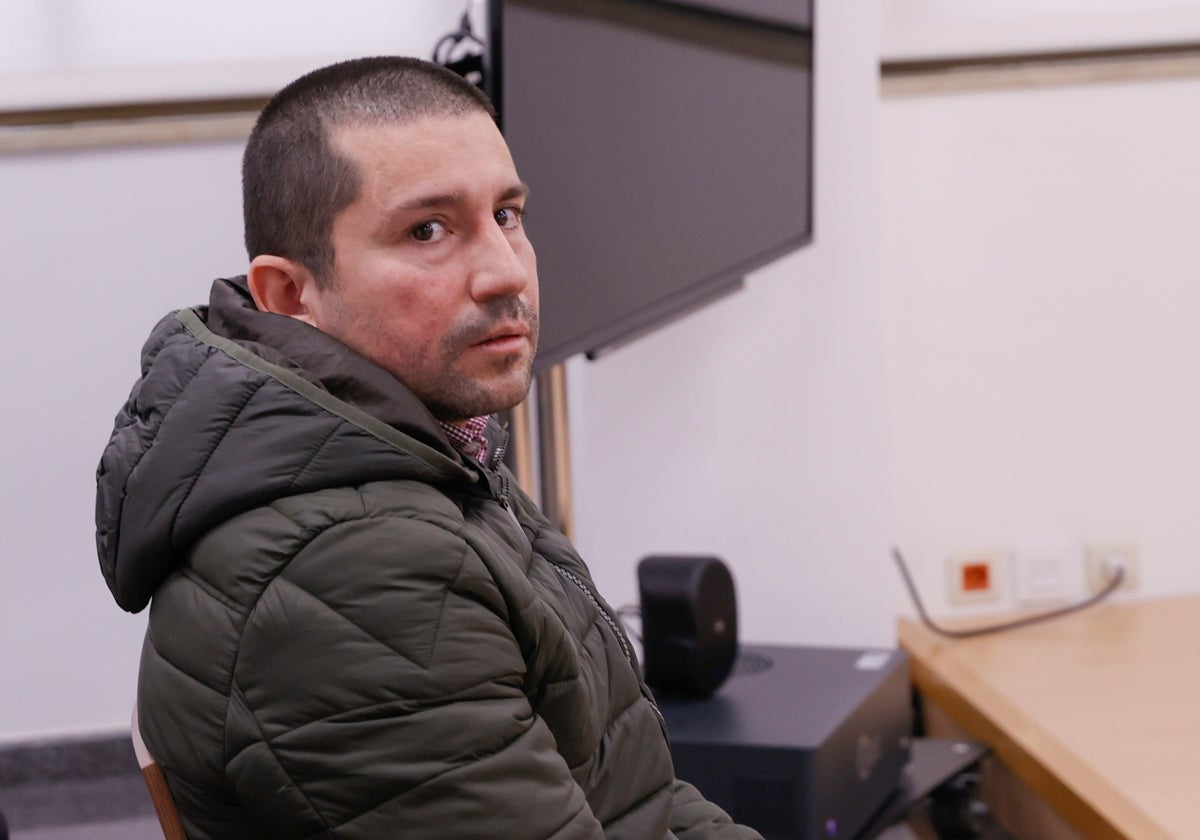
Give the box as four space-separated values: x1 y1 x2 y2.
881 66 1200 615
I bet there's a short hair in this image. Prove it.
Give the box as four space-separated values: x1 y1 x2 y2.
242 56 496 288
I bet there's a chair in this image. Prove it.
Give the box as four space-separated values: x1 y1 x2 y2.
131 705 189 840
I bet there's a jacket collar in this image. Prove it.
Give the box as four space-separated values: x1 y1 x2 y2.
205 275 461 462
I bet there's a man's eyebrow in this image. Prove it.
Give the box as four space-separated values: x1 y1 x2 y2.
389 190 468 214
499 182 531 203
382 182 530 222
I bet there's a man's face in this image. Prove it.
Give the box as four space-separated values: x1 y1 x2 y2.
305 111 539 422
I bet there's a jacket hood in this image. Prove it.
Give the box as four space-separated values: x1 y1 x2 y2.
96 277 481 613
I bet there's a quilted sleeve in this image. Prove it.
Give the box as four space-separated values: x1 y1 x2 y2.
670 779 765 840
221 508 606 840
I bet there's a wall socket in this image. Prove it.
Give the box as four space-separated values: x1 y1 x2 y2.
945 548 1005 606
942 538 1141 608
1085 541 1140 594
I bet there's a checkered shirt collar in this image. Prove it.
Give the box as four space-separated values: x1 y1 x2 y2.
438 415 491 464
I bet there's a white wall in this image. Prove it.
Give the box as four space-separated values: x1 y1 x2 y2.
0 1 483 109
880 41 1200 611
0 2 472 743
881 0 1200 61
0 141 244 742
568 1 896 649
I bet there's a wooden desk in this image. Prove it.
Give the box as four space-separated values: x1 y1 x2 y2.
899 595 1200 840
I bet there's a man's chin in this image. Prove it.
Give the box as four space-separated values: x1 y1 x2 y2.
424 366 534 422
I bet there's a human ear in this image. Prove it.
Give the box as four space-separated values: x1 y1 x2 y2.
247 255 319 327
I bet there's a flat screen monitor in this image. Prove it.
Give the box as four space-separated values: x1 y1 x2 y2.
495 0 814 369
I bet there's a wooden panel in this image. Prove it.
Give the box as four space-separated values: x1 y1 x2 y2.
140 764 188 840
922 699 1086 840
900 597 1200 840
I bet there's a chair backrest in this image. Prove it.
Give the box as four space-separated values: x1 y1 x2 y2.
131 705 189 840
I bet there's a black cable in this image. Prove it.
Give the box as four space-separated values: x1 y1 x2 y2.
892 546 1125 640
616 604 643 644
432 10 484 62
432 5 487 90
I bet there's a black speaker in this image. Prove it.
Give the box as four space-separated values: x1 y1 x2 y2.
638 555 738 698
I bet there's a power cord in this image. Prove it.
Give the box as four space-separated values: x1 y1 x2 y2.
892 546 1125 640
432 2 487 89
616 604 643 644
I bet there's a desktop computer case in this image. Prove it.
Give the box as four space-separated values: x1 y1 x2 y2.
659 644 912 840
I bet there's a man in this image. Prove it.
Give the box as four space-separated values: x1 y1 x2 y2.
96 57 761 839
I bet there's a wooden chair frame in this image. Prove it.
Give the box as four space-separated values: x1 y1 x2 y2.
131 705 189 840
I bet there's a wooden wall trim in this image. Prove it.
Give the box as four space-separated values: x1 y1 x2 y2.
883 43 1200 97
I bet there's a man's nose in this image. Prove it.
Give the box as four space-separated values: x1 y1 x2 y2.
469 220 531 302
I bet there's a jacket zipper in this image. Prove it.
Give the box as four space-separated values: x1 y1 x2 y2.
475 427 518 527
478 445 668 737
496 473 522 529
550 563 668 737
489 427 510 469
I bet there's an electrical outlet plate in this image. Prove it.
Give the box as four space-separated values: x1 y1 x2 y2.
1085 541 1140 594
945 548 1005 606
1011 538 1086 606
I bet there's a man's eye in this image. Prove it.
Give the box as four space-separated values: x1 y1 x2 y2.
411 221 447 242
495 207 522 229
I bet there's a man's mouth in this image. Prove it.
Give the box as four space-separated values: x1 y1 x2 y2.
471 323 530 351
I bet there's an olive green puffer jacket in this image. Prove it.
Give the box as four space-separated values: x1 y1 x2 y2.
96 277 761 840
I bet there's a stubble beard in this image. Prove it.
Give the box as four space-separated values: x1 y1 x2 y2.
420 299 540 422
422 356 534 422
